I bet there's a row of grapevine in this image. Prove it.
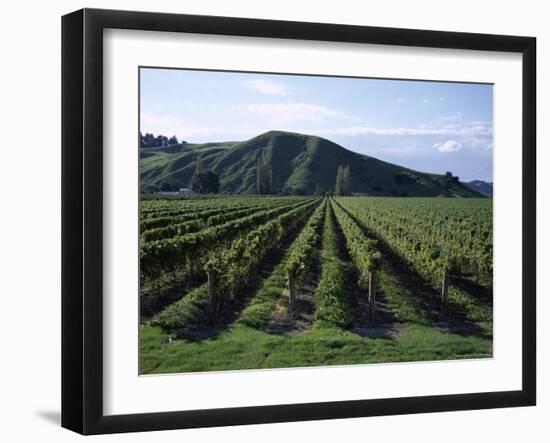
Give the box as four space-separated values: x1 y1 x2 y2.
205 201 321 322
151 199 321 331
142 195 493 336
337 197 492 287
313 202 351 329
142 219 204 242
140 198 317 285
284 199 327 314
142 202 291 242
336 197 492 315
140 199 289 232
140 196 305 221
331 199 381 318
140 197 250 218
141 205 243 232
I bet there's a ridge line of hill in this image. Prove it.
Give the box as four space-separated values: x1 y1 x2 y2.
140 130 486 198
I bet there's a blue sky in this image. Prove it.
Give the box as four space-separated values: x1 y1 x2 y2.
140 68 493 182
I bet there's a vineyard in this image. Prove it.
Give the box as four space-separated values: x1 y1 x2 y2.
140 195 493 374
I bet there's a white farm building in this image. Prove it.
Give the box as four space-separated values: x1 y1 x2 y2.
178 188 196 196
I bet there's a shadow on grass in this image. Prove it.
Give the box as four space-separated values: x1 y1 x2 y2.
141 271 205 321
451 274 493 308
173 223 306 342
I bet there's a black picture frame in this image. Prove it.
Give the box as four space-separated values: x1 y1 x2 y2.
62 8 536 435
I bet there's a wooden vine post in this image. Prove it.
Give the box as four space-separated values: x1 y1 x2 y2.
207 264 217 324
368 271 376 320
441 269 449 316
288 272 296 318
367 254 380 321
186 259 193 291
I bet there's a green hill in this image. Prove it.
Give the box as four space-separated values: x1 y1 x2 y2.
140 130 484 197
464 180 493 197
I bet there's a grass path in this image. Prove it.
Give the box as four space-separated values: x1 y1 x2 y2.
140 315 492 374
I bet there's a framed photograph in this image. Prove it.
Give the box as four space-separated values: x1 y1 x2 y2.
62 8 536 435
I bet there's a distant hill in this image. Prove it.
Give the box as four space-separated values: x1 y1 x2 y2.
464 180 493 197
140 130 485 197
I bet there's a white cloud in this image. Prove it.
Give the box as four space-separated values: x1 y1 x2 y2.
332 126 450 136
242 102 344 123
330 120 492 140
439 112 463 122
434 140 463 152
242 79 288 96
422 98 431 103
465 120 491 127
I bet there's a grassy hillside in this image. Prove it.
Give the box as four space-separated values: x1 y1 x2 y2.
140 131 484 197
464 180 493 197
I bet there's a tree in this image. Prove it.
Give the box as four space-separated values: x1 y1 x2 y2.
195 155 204 175
266 159 273 193
256 157 262 194
343 166 351 195
190 155 219 194
335 166 343 195
191 170 219 194
190 173 203 194
335 165 351 196
140 132 156 148
442 171 459 187
256 152 273 194
155 134 169 147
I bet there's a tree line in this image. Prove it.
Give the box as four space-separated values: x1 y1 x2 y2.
140 132 185 148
